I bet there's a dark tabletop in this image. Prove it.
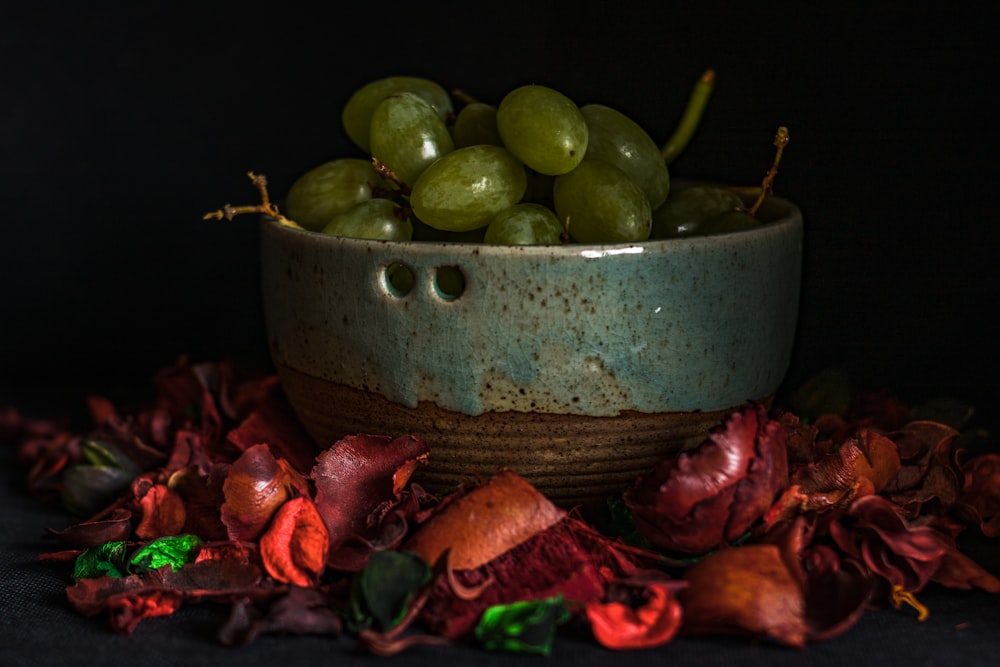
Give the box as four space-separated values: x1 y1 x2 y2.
3 2 998 664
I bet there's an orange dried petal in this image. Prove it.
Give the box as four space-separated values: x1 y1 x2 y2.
260 496 329 587
404 471 564 570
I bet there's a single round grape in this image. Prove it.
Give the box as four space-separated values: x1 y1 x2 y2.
341 75 454 153
496 84 588 176
580 104 670 210
650 185 744 238
699 209 760 235
484 203 563 245
410 145 527 232
283 159 381 232
451 102 502 148
370 93 454 187
320 198 412 241
553 158 651 243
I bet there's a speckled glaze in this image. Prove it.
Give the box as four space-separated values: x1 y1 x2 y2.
260 194 802 505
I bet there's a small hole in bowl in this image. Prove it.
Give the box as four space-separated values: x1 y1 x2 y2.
434 266 465 300
384 262 414 297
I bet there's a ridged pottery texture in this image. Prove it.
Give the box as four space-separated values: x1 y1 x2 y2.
260 196 803 507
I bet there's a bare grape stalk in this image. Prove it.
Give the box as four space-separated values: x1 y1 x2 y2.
749 126 790 217
203 172 302 229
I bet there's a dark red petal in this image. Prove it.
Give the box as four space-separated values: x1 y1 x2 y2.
48 508 133 548
311 434 429 563
625 403 788 554
135 483 187 540
107 589 183 634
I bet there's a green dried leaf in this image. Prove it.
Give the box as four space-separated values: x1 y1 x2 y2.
61 440 142 516
474 596 571 656
73 541 127 580
348 550 431 631
129 534 202 573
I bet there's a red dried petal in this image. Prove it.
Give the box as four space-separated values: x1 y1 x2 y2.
932 545 1000 592
959 454 1000 536
830 495 948 591
107 589 183 634
225 382 318 475
260 496 330 587
585 583 683 650
418 516 607 640
135 483 187 540
47 508 133 548
625 403 788 554
765 430 901 528
311 434 429 564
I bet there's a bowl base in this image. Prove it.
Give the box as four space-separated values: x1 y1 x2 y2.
277 363 768 508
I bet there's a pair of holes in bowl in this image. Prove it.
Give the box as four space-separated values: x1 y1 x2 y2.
384 263 466 300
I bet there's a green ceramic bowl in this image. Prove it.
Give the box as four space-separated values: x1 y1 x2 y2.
260 192 802 506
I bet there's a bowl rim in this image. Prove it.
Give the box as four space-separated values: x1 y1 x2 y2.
262 192 802 258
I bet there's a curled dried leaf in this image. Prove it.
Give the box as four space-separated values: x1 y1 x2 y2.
311 434 430 568
260 496 330 587
958 453 1000 537
585 582 684 650
404 470 564 571
135 483 187 540
220 444 309 542
625 403 789 554
680 544 808 647
764 429 901 528
829 495 948 592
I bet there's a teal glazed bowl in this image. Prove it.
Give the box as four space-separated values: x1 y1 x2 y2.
260 193 803 507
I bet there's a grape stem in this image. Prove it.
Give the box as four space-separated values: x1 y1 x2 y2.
372 157 413 196
748 126 790 217
660 69 715 164
202 172 299 228
451 89 480 106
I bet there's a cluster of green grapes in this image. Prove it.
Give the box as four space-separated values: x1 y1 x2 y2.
280 74 778 245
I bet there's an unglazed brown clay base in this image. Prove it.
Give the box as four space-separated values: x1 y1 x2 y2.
277 363 770 508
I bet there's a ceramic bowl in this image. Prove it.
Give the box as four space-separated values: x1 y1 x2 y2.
259 192 802 507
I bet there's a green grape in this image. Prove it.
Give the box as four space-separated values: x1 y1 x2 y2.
699 209 760 235
283 159 381 232
649 185 744 238
496 85 588 176
553 158 651 244
320 198 412 241
342 75 454 153
451 102 503 148
410 145 527 232
580 104 670 210
483 203 563 245
370 93 454 187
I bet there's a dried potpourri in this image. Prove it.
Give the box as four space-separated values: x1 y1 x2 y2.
4 359 999 654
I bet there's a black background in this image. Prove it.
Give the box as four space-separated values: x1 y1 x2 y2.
2 3 999 664
3 1 997 416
